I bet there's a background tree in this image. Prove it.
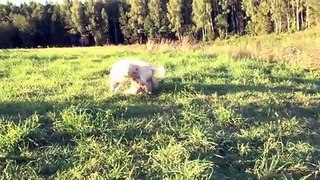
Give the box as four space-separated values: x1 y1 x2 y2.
0 21 20 48
242 0 272 35
146 0 161 41
181 0 195 40
227 0 246 35
214 0 230 38
146 0 170 42
70 0 88 45
104 0 123 44
118 4 132 44
269 0 286 33
50 5 68 46
127 0 148 43
0 0 318 48
305 0 320 27
86 0 109 45
167 0 183 42
192 0 213 41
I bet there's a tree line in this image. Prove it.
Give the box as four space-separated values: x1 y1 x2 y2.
0 0 319 48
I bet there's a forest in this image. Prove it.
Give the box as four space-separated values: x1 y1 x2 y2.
0 0 320 48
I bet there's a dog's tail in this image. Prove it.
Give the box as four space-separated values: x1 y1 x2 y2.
153 65 166 78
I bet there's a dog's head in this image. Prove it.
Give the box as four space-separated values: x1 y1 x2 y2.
127 64 140 78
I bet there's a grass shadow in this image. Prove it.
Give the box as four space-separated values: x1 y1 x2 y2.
195 53 218 60
160 77 320 95
230 97 320 154
0 54 12 60
112 51 140 58
0 70 8 79
0 100 78 146
0 100 55 120
0 102 77 178
237 101 320 124
270 76 320 86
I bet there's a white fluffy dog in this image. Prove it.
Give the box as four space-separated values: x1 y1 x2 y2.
109 58 166 95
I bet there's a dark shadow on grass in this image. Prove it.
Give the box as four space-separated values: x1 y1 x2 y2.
0 70 8 79
0 97 108 148
27 55 59 62
80 93 179 120
159 77 320 95
234 100 320 147
231 50 256 61
182 71 232 81
119 103 179 119
196 53 218 60
112 51 139 58
238 101 320 123
270 76 320 85
0 54 11 59
0 101 76 178
0 93 177 177
89 69 110 79
1 76 318 178
208 101 320 179
0 100 79 146
0 100 55 119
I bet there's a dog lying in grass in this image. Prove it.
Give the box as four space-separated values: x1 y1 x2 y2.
109 58 165 95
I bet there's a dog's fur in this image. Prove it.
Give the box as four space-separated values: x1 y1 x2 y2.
126 77 151 95
127 70 160 95
109 58 165 95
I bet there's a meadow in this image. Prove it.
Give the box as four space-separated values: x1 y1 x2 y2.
0 29 320 179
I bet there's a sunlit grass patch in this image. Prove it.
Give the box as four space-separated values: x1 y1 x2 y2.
0 114 40 154
0 39 319 179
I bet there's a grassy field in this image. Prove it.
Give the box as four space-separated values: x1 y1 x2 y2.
1 31 320 179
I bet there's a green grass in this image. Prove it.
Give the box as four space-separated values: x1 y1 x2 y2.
0 43 320 179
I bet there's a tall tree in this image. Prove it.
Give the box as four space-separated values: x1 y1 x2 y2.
295 0 301 31
0 21 20 48
167 0 183 42
60 0 73 30
192 0 213 41
51 5 67 46
269 0 286 33
70 0 87 34
103 0 122 44
242 0 272 35
86 0 109 45
215 0 230 38
181 0 194 39
146 0 169 41
100 7 109 44
305 0 320 27
127 0 148 43
229 0 246 35
118 4 132 43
